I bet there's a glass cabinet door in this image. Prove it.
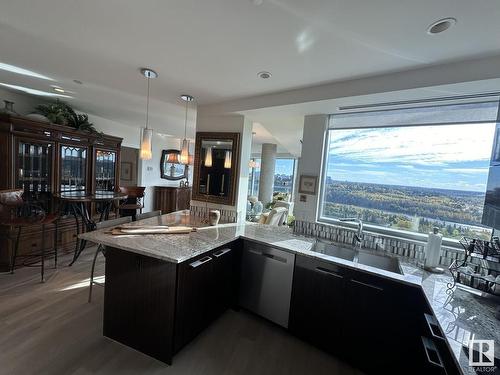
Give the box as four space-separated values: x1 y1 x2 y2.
60 145 88 192
95 150 117 192
16 139 53 206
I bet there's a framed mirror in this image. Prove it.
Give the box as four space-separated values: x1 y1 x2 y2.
192 132 240 205
160 149 188 180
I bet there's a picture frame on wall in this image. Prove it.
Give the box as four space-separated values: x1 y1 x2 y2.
121 161 133 181
299 175 318 195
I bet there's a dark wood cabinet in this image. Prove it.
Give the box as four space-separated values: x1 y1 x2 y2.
289 254 459 375
211 246 240 319
289 256 347 356
343 272 395 371
175 241 240 352
104 248 177 365
0 114 122 270
154 186 191 214
175 252 215 352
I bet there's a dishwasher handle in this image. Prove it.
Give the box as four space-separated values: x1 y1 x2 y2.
248 248 288 263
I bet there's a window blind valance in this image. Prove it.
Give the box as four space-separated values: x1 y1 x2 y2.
330 100 500 129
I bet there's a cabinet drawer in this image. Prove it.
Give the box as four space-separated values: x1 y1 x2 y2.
18 233 54 255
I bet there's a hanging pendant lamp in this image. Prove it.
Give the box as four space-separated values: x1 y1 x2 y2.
139 68 157 160
180 94 194 165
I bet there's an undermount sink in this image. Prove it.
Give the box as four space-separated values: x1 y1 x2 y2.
311 240 402 274
311 241 356 261
356 251 402 274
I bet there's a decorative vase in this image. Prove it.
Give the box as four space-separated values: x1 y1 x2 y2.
209 210 221 226
0 100 18 115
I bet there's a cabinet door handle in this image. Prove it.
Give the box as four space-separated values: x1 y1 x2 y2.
421 336 445 369
189 256 212 268
315 267 343 279
213 248 231 258
351 279 383 292
424 314 445 340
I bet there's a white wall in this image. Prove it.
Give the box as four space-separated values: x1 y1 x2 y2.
0 87 49 114
293 114 328 223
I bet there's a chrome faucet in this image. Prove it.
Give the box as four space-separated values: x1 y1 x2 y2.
339 218 363 249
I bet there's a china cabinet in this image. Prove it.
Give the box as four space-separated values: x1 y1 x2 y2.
0 114 122 270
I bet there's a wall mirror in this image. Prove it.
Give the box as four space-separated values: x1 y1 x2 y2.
192 132 240 205
160 149 188 180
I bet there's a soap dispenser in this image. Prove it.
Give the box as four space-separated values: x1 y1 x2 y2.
425 227 443 272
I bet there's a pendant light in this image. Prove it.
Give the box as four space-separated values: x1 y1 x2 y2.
204 146 213 167
180 94 194 164
224 150 232 169
139 68 157 160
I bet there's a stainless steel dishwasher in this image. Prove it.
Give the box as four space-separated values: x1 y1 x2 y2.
239 241 296 328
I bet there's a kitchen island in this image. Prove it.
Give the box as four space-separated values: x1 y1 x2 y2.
80 211 500 375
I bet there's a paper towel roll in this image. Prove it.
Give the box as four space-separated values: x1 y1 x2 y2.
425 227 442 270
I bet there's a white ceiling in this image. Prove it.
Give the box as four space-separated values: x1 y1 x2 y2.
1 0 500 140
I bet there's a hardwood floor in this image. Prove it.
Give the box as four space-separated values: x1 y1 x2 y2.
0 248 364 375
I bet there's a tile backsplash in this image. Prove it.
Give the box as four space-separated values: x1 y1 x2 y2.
293 220 466 267
190 205 238 223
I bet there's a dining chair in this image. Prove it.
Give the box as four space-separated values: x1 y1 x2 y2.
118 186 146 220
0 189 59 282
88 215 132 302
135 210 162 221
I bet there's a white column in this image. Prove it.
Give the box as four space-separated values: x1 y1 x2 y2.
258 143 277 205
293 114 328 222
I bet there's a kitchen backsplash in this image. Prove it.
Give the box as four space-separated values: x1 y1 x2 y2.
293 220 467 267
190 205 238 223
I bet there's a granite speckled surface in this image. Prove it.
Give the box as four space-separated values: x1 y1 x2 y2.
79 211 500 375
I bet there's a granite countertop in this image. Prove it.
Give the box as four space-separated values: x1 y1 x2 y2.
79 211 500 375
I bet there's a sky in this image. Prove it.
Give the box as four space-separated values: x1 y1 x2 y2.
327 123 496 192
252 158 295 176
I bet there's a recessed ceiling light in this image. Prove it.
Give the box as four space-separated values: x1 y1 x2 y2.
427 18 456 35
180 94 194 102
52 86 66 93
140 68 158 79
258 71 272 79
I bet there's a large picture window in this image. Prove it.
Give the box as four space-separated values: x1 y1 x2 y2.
320 120 496 241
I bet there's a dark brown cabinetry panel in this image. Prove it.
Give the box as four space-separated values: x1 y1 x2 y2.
174 242 240 352
154 186 191 214
104 248 177 365
289 256 347 357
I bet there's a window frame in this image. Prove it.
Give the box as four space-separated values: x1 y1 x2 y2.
316 125 491 249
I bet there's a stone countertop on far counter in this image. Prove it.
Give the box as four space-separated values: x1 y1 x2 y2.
79 211 500 375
